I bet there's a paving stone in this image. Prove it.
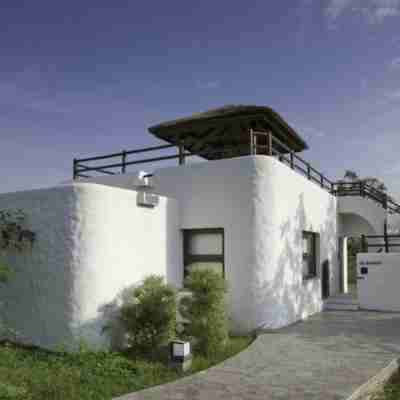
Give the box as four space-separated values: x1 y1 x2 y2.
114 311 400 400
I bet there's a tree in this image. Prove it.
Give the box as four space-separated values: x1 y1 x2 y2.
0 209 36 283
344 170 359 181
179 269 229 356
119 275 176 357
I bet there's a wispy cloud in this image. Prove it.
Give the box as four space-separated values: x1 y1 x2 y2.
325 0 354 21
387 89 400 99
390 57 400 68
195 80 221 90
295 123 326 139
324 0 400 25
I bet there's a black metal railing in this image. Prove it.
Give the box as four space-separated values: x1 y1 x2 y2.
73 143 252 179
73 129 400 214
361 233 400 253
361 221 400 253
361 222 400 253
73 144 186 179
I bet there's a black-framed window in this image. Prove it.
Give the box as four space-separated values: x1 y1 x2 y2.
302 231 317 280
183 228 224 278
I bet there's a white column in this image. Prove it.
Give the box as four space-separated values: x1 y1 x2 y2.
342 237 348 294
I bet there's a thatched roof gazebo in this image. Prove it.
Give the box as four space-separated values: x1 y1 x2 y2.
148 105 308 161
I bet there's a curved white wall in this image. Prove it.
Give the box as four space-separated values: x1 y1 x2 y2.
250 156 338 330
0 154 341 346
0 183 180 350
153 155 338 332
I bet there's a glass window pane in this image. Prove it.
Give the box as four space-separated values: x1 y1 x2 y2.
186 261 224 276
303 259 309 277
188 233 223 255
303 235 312 254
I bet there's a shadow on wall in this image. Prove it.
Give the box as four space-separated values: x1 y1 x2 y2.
253 193 338 331
71 284 140 351
165 199 181 288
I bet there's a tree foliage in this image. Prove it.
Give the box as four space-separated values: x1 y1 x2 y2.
0 209 36 285
179 269 229 357
119 275 176 357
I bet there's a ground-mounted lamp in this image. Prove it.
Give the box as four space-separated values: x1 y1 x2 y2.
169 340 192 371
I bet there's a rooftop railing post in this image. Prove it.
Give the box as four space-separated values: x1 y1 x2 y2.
360 181 365 197
383 193 388 210
320 175 324 188
253 130 257 155
290 152 294 169
121 150 127 174
307 164 311 180
73 158 78 180
384 219 389 253
249 129 254 155
179 141 185 165
331 182 335 195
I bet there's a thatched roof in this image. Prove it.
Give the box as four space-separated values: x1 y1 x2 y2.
148 105 308 160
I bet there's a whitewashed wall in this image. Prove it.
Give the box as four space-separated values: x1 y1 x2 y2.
250 156 338 330
357 253 400 311
153 155 339 332
154 157 255 332
0 183 180 350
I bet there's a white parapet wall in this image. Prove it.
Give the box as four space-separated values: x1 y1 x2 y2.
357 252 400 312
0 182 180 350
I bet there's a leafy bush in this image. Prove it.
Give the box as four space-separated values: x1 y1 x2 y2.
119 275 176 357
179 269 229 356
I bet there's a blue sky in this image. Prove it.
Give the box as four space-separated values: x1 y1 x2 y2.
1 0 400 197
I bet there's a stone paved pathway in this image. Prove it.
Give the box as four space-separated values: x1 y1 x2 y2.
114 311 400 400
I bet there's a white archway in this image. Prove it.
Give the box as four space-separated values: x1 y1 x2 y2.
338 213 377 237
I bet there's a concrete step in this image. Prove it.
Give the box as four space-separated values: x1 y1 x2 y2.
326 297 358 305
324 298 360 311
324 294 360 311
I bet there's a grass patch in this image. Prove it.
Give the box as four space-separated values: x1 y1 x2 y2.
0 336 252 400
372 369 400 400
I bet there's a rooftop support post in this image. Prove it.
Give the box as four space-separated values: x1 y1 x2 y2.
290 151 294 169
320 175 324 188
178 141 185 165
307 164 311 180
73 158 78 180
121 150 127 174
384 219 389 253
268 131 272 156
249 128 254 155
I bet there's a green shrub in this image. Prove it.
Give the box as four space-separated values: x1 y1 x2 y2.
119 275 176 357
179 269 229 356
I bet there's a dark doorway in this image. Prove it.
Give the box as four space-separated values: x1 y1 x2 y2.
321 260 330 299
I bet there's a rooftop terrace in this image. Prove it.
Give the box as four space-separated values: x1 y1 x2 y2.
72 105 400 215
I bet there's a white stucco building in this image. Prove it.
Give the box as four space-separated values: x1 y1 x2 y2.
0 105 395 350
